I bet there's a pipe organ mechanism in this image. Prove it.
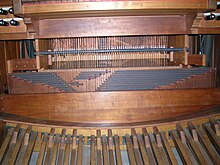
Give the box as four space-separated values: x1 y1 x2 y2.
0 1 220 164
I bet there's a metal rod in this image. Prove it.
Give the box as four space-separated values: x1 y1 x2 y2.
36 47 189 55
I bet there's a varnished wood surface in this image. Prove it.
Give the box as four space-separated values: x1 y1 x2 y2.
0 41 20 93
0 88 220 125
1 118 220 164
2 106 220 128
20 0 213 17
215 35 220 87
0 120 5 146
0 32 33 41
0 0 12 6
38 15 195 38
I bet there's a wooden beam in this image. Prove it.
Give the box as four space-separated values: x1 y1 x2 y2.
1 89 220 124
38 15 193 38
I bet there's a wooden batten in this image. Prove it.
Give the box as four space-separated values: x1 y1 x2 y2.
19 0 215 18
1 89 220 125
37 15 195 38
0 0 12 6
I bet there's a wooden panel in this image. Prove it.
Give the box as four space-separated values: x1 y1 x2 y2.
0 41 20 93
38 15 190 38
7 75 61 94
188 54 205 66
0 120 5 146
7 58 37 73
0 21 27 34
0 33 33 40
1 89 220 124
0 0 12 6
158 69 216 89
214 35 220 87
0 42 6 93
21 0 212 17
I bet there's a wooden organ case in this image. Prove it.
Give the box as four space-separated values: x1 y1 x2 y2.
0 0 220 164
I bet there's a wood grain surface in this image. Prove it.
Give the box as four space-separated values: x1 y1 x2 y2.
1 88 220 124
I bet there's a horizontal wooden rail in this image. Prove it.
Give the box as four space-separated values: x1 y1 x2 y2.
1 88 220 124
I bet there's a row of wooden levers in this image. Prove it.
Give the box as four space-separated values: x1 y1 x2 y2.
0 119 219 165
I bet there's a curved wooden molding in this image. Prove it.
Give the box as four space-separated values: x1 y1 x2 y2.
1 88 220 124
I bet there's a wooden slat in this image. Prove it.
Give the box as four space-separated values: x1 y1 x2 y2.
114 135 122 165
9 126 32 165
188 122 220 164
184 127 212 165
204 123 220 154
57 129 66 165
153 127 170 165
125 134 136 165
2 124 20 164
70 129 77 165
8 129 26 165
36 133 48 165
76 134 83 165
160 132 178 165
3 88 220 124
50 134 60 165
209 118 220 136
21 132 37 165
96 130 102 165
64 134 71 165
148 133 164 165
136 133 150 165
177 123 209 165
90 135 96 165
108 129 115 165
131 129 143 165
44 128 55 165
102 135 109 165
176 124 198 165
142 128 157 165
170 130 194 165
0 128 14 163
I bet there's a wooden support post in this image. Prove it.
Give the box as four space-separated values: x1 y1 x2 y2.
184 35 189 66
0 120 5 147
35 39 40 71
12 0 22 15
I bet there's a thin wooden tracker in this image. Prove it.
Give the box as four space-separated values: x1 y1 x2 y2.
0 128 15 163
96 130 102 165
203 123 220 154
64 134 71 165
153 127 170 165
8 125 32 165
2 124 21 165
90 135 96 165
171 129 194 165
21 132 37 165
44 128 55 165
108 129 115 165
70 129 77 165
102 135 109 165
142 128 157 165
177 123 209 165
188 122 220 164
114 134 123 165
131 128 143 165
36 133 48 165
50 134 60 165
76 134 83 165
125 134 136 165
57 128 66 165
